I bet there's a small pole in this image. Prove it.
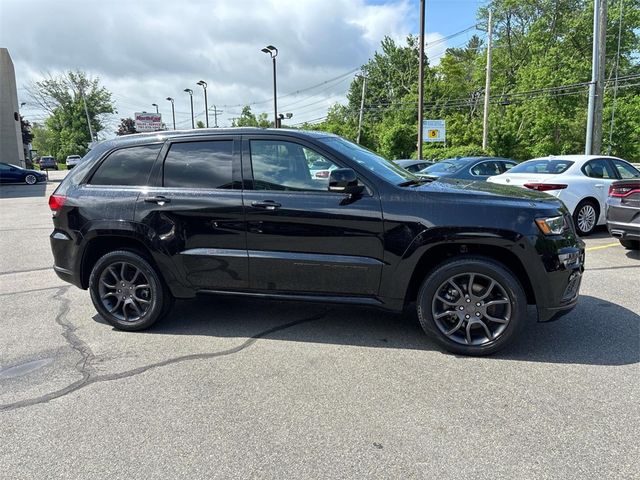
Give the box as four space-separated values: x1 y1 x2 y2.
585 0 602 155
81 88 95 142
357 75 367 144
482 10 493 151
189 94 194 129
417 0 425 159
272 56 278 127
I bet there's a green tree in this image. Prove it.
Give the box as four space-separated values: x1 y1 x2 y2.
232 106 272 127
116 117 137 136
29 70 115 159
196 120 205 128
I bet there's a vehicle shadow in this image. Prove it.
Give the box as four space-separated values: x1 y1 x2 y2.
94 294 639 366
626 249 640 260
0 182 48 199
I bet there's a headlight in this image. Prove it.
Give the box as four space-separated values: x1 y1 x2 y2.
535 215 567 235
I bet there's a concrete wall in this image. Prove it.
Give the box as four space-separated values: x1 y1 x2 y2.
0 48 25 168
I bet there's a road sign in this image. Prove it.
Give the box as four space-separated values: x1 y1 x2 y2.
423 120 445 143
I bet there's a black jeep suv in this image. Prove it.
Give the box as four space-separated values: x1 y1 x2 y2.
49 129 584 355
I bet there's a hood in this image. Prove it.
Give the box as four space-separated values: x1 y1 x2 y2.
412 177 558 203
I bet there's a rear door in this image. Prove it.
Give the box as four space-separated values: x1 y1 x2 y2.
135 135 247 290
581 158 618 211
241 134 384 296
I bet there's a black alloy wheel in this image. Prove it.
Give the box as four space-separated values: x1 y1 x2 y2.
417 257 527 356
89 250 172 331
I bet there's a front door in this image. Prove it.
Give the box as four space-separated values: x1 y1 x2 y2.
241 135 384 296
135 136 248 290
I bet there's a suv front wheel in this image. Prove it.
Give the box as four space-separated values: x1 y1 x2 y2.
89 250 173 331
417 257 528 356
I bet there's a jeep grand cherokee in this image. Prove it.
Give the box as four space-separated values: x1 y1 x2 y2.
49 129 584 355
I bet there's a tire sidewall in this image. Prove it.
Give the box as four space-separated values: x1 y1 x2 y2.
25 174 37 185
89 250 165 331
417 257 528 356
573 200 599 236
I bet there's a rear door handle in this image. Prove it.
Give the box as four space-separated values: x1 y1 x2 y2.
251 200 281 210
143 196 171 205
594 184 604 188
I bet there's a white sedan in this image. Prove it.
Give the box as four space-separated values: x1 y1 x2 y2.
487 155 640 235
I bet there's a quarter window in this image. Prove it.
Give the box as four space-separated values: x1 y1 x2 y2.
249 140 340 191
611 160 640 179
163 140 234 189
90 145 161 186
471 161 501 176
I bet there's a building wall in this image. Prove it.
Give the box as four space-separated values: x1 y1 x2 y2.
0 48 25 168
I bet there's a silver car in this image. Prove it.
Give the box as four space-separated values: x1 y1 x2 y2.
66 155 82 169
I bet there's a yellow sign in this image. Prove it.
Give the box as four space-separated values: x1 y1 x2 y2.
428 129 439 139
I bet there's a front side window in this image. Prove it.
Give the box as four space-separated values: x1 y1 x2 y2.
163 140 234 189
249 140 340 191
90 144 161 186
582 159 616 179
611 159 640 179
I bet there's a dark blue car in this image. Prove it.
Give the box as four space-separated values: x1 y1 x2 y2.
417 156 518 181
0 162 47 185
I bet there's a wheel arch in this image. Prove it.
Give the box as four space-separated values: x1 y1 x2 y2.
404 243 536 307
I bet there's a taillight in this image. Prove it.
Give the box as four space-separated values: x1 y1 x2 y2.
609 185 640 197
48 194 66 212
523 183 568 191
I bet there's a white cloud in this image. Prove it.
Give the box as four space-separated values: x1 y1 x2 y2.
1 0 447 132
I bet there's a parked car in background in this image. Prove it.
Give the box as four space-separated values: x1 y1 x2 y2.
488 155 640 236
39 156 58 170
606 179 640 250
394 159 434 173
416 157 518 181
66 155 82 169
49 128 584 356
0 162 47 184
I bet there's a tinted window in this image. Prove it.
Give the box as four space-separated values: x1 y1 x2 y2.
250 140 340 191
508 159 573 174
503 161 516 171
471 161 501 176
163 140 233 189
582 159 616 179
424 160 462 174
611 159 640 179
318 137 414 185
90 145 161 186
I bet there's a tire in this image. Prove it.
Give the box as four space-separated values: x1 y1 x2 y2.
89 250 172 331
620 239 640 250
416 256 528 356
573 199 599 236
24 174 37 185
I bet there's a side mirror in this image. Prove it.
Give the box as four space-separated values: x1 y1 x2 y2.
328 168 364 195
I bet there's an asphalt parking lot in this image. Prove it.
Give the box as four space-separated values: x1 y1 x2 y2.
1 173 638 479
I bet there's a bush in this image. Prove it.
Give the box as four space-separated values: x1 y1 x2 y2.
419 145 495 161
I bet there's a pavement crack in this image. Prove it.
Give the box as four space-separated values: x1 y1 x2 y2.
0 308 329 412
0 266 53 276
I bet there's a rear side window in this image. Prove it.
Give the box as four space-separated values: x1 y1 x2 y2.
163 140 234 189
582 159 616 179
470 161 501 176
611 159 640 179
90 145 161 186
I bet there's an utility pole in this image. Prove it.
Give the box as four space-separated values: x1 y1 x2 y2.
482 9 493 151
585 0 607 154
210 105 224 128
80 88 95 143
417 0 425 159
357 75 367 144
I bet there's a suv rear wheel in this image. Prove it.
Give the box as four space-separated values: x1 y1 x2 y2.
416 257 528 356
89 250 172 331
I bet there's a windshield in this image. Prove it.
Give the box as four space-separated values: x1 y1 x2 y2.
508 159 574 174
421 159 466 174
319 137 414 184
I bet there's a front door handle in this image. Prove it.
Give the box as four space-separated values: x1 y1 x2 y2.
144 196 171 206
251 200 281 210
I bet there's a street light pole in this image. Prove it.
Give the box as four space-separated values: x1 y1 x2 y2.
261 45 278 127
197 81 209 127
184 89 194 128
151 103 159 114
166 97 175 130
417 0 425 159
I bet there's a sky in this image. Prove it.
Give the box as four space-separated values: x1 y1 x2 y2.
0 0 486 135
